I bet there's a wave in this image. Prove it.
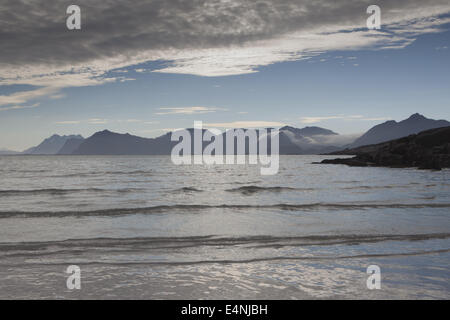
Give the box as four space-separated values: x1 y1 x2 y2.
48 170 154 178
4 169 49 173
174 187 203 193
333 180 361 184
1 248 449 266
0 188 143 197
1 233 448 254
78 248 450 266
340 185 411 190
226 185 316 195
1 202 450 218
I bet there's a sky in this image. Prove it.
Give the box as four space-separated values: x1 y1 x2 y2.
0 0 450 151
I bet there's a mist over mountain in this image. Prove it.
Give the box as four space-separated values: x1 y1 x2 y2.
348 113 450 148
23 134 84 155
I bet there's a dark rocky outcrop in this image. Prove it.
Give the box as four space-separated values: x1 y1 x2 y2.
319 126 450 170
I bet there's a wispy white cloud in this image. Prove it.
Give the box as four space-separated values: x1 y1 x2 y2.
0 87 58 107
300 116 346 123
119 78 136 82
87 118 108 124
204 121 285 128
55 118 158 125
55 120 81 125
300 115 391 124
116 119 141 123
0 103 40 112
155 106 227 115
0 73 121 111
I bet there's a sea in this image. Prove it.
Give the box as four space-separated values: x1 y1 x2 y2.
0 155 449 299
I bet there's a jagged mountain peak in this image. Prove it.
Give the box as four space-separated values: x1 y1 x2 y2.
406 113 426 121
23 134 84 154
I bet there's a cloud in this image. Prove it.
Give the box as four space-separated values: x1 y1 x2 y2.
0 103 40 112
0 87 58 107
55 118 158 125
116 119 141 123
305 133 362 147
300 116 346 123
0 72 121 110
139 129 167 135
300 115 391 124
204 121 285 128
283 130 361 147
87 118 108 124
55 120 81 125
1 0 450 106
155 106 226 115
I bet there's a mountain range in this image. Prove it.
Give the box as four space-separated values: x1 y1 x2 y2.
11 113 449 156
348 113 450 148
66 126 342 155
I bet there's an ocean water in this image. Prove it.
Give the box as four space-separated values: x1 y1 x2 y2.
0 155 449 299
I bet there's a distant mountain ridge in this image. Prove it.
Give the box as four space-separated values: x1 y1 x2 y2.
0 149 20 155
23 134 84 155
280 126 338 137
348 113 450 148
69 127 344 155
72 130 173 155
16 114 450 155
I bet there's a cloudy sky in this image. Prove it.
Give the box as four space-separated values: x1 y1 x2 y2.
1 0 450 150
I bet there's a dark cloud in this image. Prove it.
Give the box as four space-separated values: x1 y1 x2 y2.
0 0 449 68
